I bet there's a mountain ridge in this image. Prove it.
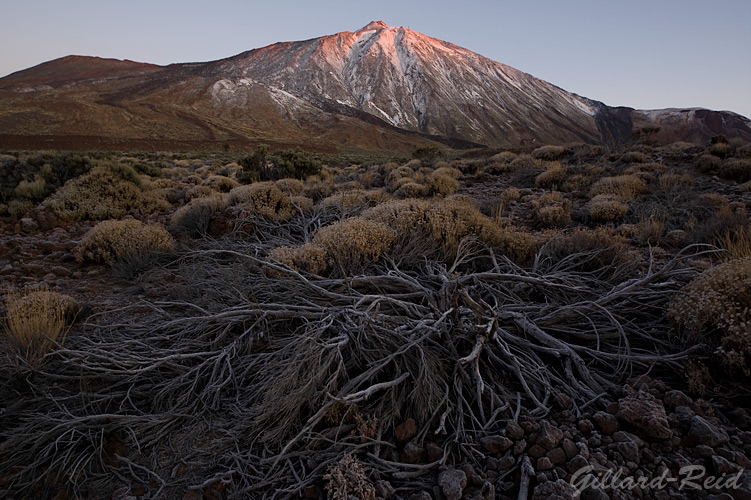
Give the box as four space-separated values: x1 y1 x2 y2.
0 21 749 152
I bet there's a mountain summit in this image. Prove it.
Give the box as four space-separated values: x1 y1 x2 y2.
0 23 749 151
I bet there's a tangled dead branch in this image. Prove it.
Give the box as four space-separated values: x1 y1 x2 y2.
0 225 712 498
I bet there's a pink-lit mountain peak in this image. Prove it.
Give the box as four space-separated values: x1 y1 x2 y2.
357 20 390 32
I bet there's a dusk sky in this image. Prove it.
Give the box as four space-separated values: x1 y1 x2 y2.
2 0 750 118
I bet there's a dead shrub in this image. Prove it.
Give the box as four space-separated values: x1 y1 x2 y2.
76 219 175 264
535 228 637 281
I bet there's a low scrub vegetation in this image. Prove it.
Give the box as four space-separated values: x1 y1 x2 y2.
2 141 751 499
76 219 175 264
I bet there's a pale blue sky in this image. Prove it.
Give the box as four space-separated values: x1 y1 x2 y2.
2 0 750 117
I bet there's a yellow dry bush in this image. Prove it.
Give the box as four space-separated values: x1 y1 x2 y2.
44 168 170 221
3 286 79 361
427 172 459 196
320 190 370 210
535 162 566 188
696 154 722 173
500 188 522 204
202 175 239 193
589 175 648 200
561 174 592 193
433 165 462 179
589 195 629 222
76 219 175 264
531 192 571 227
668 257 751 374
163 166 190 179
313 217 396 270
269 243 328 275
531 145 566 161
394 181 429 198
186 185 216 201
536 205 572 228
228 182 296 222
386 165 414 186
289 195 314 214
362 198 536 262
275 178 305 195
357 170 383 189
361 199 432 235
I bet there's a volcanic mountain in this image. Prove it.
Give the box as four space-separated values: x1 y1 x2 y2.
1 21 749 151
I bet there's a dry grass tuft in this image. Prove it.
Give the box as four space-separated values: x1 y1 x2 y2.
637 211 667 245
589 175 648 200
3 286 79 361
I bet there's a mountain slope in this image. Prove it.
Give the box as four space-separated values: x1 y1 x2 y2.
0 21 749 151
